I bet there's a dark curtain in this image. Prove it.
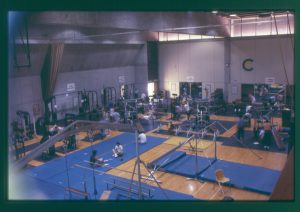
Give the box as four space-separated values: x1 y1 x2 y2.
40 43 64 118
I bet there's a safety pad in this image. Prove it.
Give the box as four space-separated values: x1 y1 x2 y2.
158 151 216 178
199 159 281 195
149 151 186 169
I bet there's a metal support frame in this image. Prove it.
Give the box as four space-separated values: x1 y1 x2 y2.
128 129 169 200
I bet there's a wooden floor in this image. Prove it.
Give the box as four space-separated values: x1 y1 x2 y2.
20 113 288 200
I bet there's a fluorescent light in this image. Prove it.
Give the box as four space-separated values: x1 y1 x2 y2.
230 14 237 17
212 10 218 14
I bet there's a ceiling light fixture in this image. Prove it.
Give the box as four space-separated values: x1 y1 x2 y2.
212 10 218 14
230 14 237 17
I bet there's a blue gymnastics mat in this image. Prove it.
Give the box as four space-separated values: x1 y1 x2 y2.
199 159 281 195
150 151 216 178
15 168 195 200
24 132 167 181
150 151 187 169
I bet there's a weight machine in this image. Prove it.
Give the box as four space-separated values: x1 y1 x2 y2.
78 90 98 114
16 110 34 140
103 87 117 108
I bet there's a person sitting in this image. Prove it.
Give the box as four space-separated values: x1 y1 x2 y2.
49 124 64 136
168 121 175 133
112 142 124 158
110 111 121 122
90 150 106 167
138 131 147 144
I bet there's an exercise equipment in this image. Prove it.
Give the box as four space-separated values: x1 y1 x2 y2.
16 110 34 140
78 90 98 114
103 87 117 108
120 84 136 100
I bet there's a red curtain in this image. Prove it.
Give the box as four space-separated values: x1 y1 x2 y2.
41 43 64 102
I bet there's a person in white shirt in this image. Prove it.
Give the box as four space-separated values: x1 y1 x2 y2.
248 93 256 104
138 131 147 144
112 142 123 157
184 102 191 120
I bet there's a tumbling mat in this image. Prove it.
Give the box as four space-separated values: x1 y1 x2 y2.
199 159 281 195
150 151 216 178
25 133 167 181
17 168 195 200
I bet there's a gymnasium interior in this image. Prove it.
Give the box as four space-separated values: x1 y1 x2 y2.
8 11 295 201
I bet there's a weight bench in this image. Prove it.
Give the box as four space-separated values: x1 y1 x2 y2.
64 186 90 200
100 190 112 200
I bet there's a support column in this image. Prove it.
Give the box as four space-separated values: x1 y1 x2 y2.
224 37 231 103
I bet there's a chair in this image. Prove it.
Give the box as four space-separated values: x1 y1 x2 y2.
215 169 230 195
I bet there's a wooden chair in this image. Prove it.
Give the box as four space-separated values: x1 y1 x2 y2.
215 169 230 195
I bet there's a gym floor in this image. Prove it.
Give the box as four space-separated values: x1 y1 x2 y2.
16 112 287 200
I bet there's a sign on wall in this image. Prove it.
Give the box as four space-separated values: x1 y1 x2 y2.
67 83 76 92
265 77 275 84
231 84 238 95
33 103 41 116
186 76 194 82
119 76 125 83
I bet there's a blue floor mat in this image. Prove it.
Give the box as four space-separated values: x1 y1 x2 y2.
222 131 288 153
10 173 66 200
150 151 187 168
151 151 216 178
25 133 167 181
16 168 195 200
199 159 281 195
81 133 106 142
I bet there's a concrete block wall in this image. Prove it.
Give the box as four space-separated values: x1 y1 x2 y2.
53 66 136 119
228 36 294 102
158 39 226 98
158 36 294 102
8 76 44 124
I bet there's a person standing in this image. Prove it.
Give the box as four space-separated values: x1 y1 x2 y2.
262 119 272 150
237 116 245 141
184 102 191 120
248 93 256 104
